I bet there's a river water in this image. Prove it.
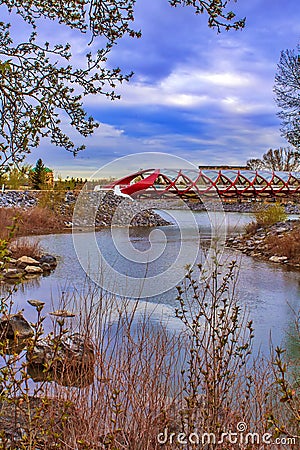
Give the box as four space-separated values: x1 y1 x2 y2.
4 211 300 356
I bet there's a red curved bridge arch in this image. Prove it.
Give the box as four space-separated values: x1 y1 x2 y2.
105 168 300 199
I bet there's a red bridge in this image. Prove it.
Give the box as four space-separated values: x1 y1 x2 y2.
104 168 300 199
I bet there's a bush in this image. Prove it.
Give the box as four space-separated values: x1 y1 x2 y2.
253 203 287 228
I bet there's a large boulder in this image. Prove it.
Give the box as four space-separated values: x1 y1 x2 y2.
27 333 95 387
17 256 40 268
24 265 43 274
0 312 34 354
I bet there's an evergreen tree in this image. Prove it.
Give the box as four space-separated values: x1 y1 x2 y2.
30 158 46 190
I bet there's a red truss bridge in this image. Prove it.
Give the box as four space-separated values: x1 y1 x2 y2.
104 168 300 199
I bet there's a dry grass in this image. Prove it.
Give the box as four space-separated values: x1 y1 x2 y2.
8 237 42 260
1 289 185 449
265 226 300 263
244 220 259 235
0 206 65 239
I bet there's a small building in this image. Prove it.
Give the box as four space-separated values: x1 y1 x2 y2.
198 165 248 171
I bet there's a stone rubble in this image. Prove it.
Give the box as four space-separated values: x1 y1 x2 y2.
73 190 171 228
0 191 37 208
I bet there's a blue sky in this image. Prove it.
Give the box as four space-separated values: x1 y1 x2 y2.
8 0 300 178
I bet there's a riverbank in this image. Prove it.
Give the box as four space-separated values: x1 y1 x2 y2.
0 191 170 238
227 219 300 269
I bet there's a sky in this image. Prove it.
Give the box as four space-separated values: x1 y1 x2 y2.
5 0 300 178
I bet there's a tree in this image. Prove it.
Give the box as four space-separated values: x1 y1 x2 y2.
245 158 264 171
0 1 245 169
247 148 300 172
274 44 300 149
6 163 32 189
30 158 47 190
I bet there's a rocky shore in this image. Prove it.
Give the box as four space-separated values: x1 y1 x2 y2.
0 308 94 445
0 254 57 282
226 219 300 269
0 190 171 229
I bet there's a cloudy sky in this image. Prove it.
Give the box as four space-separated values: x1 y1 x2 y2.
7 0 300 177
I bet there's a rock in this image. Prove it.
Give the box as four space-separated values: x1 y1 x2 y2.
27 300 45 308
274 227 289 234
24 265 43 274
74 191 171 228
49 309 76 318
41 262 52 272
24 274 40 280
8 258 17 265
0 312 34 354
27 333 95 387
269 255 288 263
2 268 24 279
39 254 57 267
0 191 37 208
17 256 40 268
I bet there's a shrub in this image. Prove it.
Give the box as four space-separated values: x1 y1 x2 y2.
19 206 64 234
253 203 287 228
36 190 66 212
0 288 183 449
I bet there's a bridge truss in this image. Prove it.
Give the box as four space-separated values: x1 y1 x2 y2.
106 169 300 199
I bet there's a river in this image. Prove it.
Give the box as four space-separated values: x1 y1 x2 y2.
4 211 300 357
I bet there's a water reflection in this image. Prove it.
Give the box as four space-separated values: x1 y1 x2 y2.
1 211 299 357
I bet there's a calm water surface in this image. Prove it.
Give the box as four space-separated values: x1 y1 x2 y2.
5 211 300 355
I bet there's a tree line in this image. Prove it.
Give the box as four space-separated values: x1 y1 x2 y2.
0 158 87 190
